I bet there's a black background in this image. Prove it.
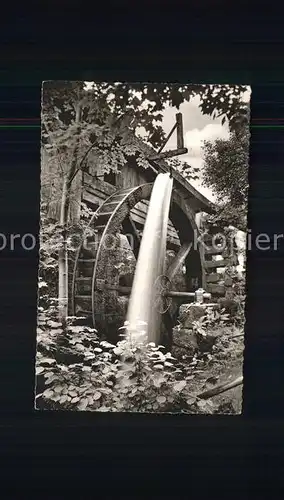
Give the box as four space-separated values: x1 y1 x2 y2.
1 5 284 497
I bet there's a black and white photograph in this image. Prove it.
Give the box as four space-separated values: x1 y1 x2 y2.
35 81 250 414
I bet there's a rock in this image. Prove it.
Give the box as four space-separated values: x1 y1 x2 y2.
206 303 221 311
172 326 198 357
55 347 84 365
206 273 219 283
178 303 207 328
197 332 218 353
225 289 235 300
224 276 233 287
117 296 129 317
72 316 92 326
119 272 133 288
218 297 239 317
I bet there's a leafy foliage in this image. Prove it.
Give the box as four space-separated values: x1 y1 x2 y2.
36 301 217 414
39 201 96 299
36 281 244 415
167 157 200 182
41 81 250 196
37 81 248 414
192 307 230 338
201 127 250 230
172 301 244 413
43 81 249 148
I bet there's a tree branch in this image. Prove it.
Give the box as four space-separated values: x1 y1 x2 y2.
197 375 243 399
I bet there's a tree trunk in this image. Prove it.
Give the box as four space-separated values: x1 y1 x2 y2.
57 101 82 332
58 177 69 329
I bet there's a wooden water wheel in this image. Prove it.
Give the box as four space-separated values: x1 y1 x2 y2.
72 183 207 346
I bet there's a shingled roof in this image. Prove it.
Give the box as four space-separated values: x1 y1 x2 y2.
127 129 216 215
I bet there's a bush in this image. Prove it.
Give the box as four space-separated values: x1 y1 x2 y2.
35 304 214 414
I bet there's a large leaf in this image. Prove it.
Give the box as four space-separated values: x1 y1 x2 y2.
36 366 45 375
93 391 102 401
77 398 89 411
173 380 187 392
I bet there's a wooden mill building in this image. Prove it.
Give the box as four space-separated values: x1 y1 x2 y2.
42 118 237 343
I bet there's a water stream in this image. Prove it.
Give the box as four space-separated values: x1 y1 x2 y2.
125 173 173 345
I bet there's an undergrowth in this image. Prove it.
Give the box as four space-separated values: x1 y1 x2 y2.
36 274 245 415
35 298 216 414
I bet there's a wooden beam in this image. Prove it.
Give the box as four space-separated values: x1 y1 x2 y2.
204 246 225 255
122 216 141 260
94 282 211 301
158 122 177 154
167 242 192 280
127 127 216 214
206 273 220 283
147 147 188 162
205 259 231 269
207 284 226 296
166 291 211 300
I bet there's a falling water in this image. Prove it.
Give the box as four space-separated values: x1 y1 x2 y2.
125 173 173 345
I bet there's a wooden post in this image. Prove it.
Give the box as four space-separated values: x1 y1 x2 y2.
151 113 186 159
176 113 184 149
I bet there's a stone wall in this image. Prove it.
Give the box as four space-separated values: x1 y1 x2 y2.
172 302 219 359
